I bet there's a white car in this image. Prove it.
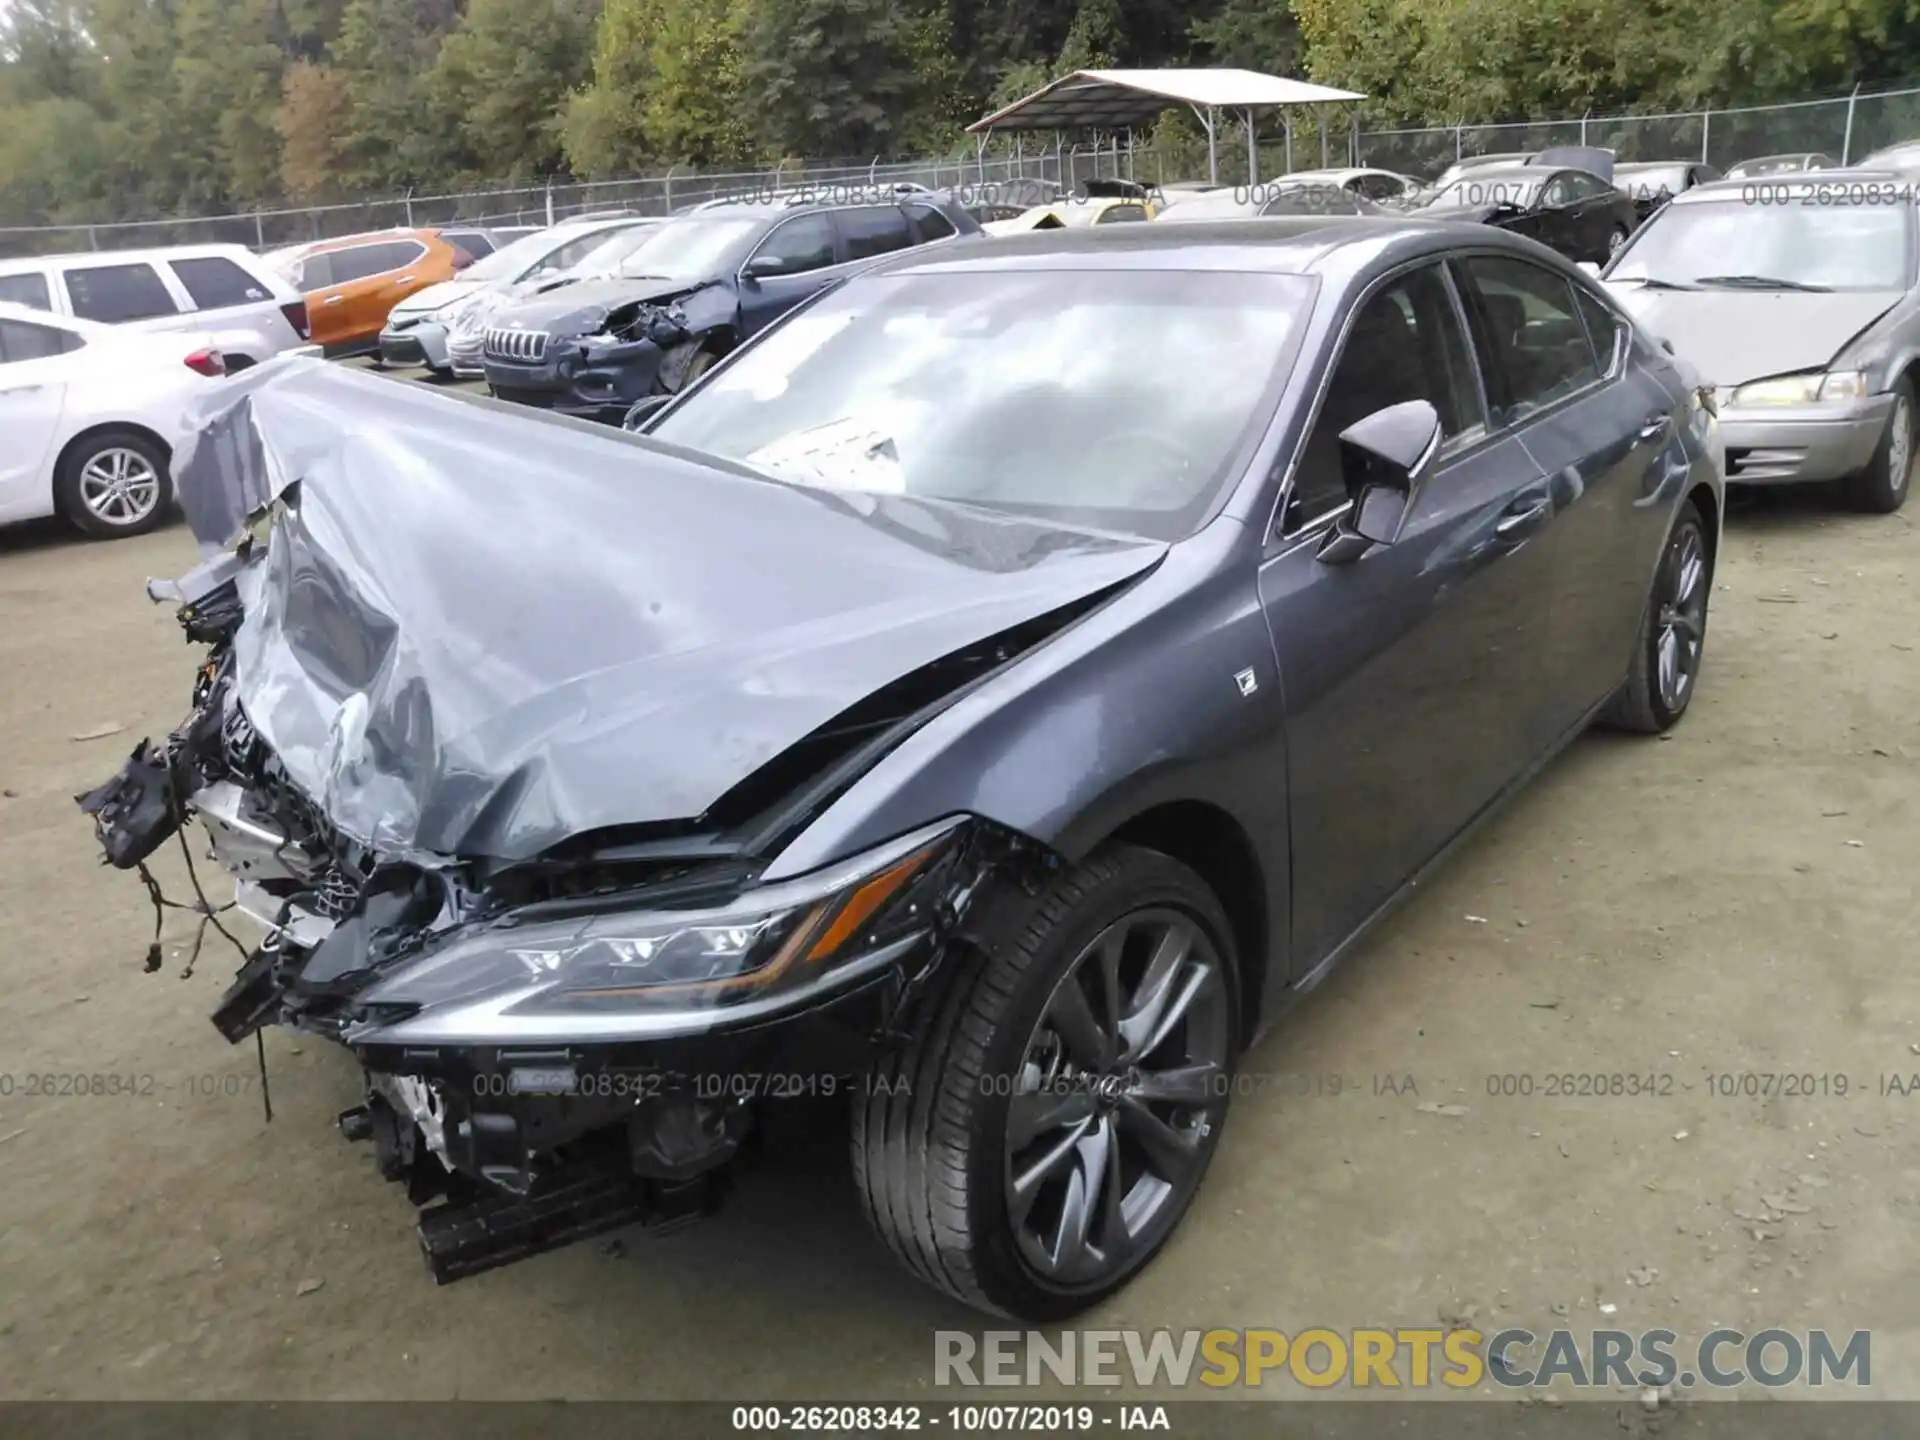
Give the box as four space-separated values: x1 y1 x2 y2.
0 243 314 369
0 303 233 539
379 217 659 374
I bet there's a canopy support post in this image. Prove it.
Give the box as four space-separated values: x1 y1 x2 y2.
1246 108 1259 187
1190 104 1219 185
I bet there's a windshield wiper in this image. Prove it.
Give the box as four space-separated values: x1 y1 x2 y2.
1693 274 1832 292
1624 276 1699 291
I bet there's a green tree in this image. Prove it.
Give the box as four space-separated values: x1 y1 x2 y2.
562 0 667 178
744 0 923 158
646 0 757 167
332 0 458 190
276 59 350 198
433 0 597 180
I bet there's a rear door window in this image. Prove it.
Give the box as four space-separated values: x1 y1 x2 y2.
0 317 81 362
0 271 53 310
62 262 180 322
908 205 957 241
835 206 917 261
325 241 426 285
1097 203 1149 223
442 231 493 258
168 255 273 311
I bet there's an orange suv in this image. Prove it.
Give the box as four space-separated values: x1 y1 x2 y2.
278 229 476 356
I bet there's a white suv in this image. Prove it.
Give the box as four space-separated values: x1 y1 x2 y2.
0 244 315 369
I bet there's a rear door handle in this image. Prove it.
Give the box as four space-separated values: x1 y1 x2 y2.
322 295 345 306
1638 411 1673 443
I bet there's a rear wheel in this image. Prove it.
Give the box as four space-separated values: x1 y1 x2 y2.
1843 378 1914 514
56 431 173 540
852 845 1240 1320
1603 499 1711 733
1606 224 1630 259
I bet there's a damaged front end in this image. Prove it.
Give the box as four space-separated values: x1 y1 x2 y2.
77 361 1159 1283
83 568 1046 1281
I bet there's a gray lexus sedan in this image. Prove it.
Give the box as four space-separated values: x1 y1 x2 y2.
1602 170 1918 512
83 218 1721 1322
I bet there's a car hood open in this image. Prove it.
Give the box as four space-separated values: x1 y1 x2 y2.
1605 286 1902 387
170 360 1164 863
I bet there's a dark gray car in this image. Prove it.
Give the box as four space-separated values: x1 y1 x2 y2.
80 218 1722 1321
1603 170 1918 511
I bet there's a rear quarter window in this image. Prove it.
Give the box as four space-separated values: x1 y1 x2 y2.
0 271 53 310
168 255 274 311
62 262 180 323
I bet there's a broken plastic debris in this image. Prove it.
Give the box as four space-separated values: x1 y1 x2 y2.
1416 1103 1470 1117
69 723 126 743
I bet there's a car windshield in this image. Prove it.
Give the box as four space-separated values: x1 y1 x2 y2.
1608 197 1913 291
651 269 1314 542
568 225 665 278
598 218 762 280
1425 175 1545 210
460 226 603 283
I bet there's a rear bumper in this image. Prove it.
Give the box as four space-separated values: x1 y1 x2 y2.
1718 395 1893 484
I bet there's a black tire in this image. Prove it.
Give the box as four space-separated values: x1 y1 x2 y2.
676 347 717 392
852 843 1241 1321
55 430 174 540
1605 224 1631 261
1843 377 1914 514
1603 498 1712 733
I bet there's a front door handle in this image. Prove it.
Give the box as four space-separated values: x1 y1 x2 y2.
322 295 345 306
1495 494 1552 538
1638 411 1673 443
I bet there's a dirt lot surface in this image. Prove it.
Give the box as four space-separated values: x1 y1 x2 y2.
1 438 1917 1403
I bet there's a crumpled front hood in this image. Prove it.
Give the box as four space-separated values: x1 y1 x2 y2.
170 360 1164 863
496 277 705 338
1606 286 1902 387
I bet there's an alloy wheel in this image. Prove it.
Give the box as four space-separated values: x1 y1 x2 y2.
1004 907 1231 1292
1656 524 1708 712
77 447 161 528
1889 394 1913 498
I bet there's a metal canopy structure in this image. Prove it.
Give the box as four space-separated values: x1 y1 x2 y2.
967 68 1367 186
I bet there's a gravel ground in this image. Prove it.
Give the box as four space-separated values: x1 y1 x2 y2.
0 422 1916 1403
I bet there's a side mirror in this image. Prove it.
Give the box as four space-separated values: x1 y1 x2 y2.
1316 399 1441 565
622 395 671 431
742 254 787 282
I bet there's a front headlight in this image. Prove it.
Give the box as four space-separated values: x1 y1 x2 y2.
1731 370 1868 406
348 818 968 1042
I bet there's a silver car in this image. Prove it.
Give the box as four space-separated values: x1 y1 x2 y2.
1601 169 1918 512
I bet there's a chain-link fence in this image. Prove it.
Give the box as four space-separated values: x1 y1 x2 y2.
0 143 1150 258
1353 83 1920 178
10 82 1920 258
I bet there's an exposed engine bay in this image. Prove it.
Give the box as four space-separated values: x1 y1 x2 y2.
74 360 1165 1284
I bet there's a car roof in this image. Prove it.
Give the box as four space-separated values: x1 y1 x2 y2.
0 299 111 335
0 241 265 271
1615 160 1699 171
861 215 1547 281
305 227 442 255
1438 166 1552 185
1673 166 1902 202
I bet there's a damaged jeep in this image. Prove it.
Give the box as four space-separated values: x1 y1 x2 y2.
480 196 979 423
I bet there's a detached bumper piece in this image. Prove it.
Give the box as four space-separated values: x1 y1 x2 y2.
415 1163 720 1285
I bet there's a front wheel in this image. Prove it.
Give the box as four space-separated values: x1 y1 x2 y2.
1603 499 1711 733
852 844 1240 1320
1844 379 1914 514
